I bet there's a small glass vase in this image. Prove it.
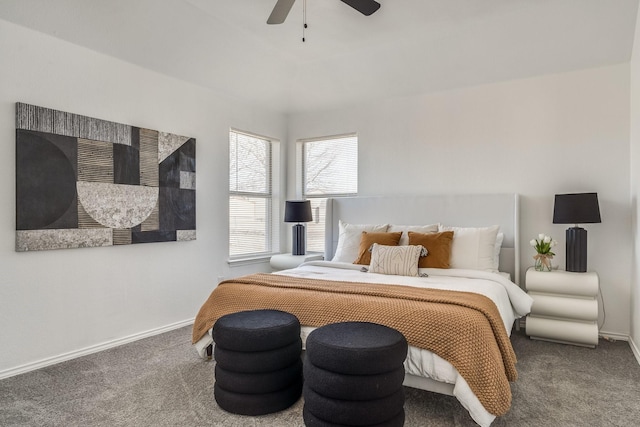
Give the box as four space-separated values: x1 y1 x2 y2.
534 254 553 272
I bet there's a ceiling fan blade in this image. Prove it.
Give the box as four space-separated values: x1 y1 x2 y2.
267 0 296 24
340 0 381 16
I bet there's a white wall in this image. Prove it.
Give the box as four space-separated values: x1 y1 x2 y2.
630 4 640 361
2 14 636 377
288 65 632 337
0 20 284 377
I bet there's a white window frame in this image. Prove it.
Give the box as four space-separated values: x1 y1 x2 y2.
229 128 280 262
296 133 358 254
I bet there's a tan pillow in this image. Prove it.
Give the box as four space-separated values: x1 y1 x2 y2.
387 224 439 245
408 231 454 268
354 231 403 265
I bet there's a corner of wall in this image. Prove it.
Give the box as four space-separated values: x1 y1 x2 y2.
630 336 640 366
630 0 640 360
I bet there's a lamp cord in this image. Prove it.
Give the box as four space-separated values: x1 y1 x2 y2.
597 280 606 331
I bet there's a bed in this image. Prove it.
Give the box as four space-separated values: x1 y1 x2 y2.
193 193 533 426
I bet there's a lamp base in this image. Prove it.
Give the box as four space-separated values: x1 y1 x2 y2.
292 223 306 256
566 227 587 273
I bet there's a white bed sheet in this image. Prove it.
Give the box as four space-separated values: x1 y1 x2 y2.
194 261 533 427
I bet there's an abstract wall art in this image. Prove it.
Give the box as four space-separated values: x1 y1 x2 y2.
15 103 196 251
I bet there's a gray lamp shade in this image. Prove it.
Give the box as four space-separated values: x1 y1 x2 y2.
552 192 601 273
284 200 313 223
553 193 601 225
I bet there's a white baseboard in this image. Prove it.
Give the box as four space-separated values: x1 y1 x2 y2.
630 336 640 367
599 331 640 367
0 318 194 380
598 331 629 342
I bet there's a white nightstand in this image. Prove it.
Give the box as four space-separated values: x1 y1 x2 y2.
270 252 324 271
525 267 599 347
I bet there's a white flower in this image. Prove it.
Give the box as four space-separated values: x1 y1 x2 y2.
531 233 556 257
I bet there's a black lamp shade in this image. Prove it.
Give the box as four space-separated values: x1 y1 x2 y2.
552 193 601 273
553 193 601 225
284 201 312 223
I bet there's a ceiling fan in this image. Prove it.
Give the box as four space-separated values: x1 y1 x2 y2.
267 0 381 24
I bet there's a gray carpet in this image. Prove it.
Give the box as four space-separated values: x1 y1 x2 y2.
1 326 639 426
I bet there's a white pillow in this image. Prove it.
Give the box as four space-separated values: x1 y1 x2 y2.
438 225 500 271
368 243 422 277
388 224 439 246
493 233 504 271
332 221 388 263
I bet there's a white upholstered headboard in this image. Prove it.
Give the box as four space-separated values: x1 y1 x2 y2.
324 194 520 285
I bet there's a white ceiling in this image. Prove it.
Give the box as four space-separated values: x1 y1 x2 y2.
1 0 638 113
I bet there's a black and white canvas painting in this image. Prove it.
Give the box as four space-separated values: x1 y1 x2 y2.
15 103 196 251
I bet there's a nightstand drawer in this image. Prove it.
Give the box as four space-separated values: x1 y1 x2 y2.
529 294 598 321
525 269 598 297
526 317 598 347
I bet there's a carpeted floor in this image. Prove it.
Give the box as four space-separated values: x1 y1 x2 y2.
1 326 639 426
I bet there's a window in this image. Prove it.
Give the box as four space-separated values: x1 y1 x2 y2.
229 130 275 258
300 134 358 252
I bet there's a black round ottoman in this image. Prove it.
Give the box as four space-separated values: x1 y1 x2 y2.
212 309 303 416
303 322 408 427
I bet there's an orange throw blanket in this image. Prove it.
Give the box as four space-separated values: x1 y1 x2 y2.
192 273 517 416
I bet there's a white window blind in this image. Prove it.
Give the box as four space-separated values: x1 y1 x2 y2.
302 134 358 252
229 130 272 257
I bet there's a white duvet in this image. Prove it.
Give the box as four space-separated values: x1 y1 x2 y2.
194 260 533 427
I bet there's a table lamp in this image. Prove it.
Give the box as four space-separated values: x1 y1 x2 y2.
284 200 313 255
552 192 601 272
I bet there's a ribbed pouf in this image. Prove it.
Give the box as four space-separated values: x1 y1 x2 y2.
212 309 303 416
303 321 408 427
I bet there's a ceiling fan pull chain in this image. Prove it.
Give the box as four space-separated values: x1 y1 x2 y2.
302 0 307 42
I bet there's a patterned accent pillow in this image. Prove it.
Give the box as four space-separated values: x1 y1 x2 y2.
369 243 422 277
